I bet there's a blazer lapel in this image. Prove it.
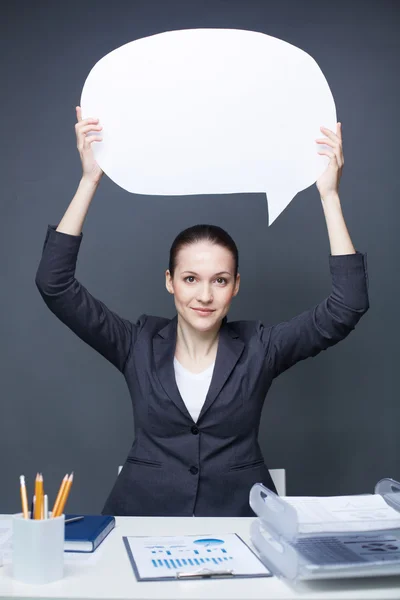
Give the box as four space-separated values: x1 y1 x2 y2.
198 320 244 421
152 316 192 420
153 316 245 422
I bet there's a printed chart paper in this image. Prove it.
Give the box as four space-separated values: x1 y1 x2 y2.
124 533 271 580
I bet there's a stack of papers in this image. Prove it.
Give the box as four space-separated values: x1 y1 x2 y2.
283 494 400 534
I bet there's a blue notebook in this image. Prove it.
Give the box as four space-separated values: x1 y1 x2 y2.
64 515 115 553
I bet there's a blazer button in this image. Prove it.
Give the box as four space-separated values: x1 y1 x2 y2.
189 466 199 475
191 426 199 435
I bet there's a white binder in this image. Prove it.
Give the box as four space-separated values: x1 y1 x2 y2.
249 478 400 581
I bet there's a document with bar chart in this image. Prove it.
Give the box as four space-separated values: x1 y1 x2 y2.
123 533 272 580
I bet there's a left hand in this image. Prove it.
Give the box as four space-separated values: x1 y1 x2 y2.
315 123 344 200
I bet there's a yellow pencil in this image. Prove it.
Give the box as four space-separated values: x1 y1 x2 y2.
54 473 74 517
51 474 68 518
19 475 29 519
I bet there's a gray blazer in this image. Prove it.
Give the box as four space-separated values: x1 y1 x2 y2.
35 225 369 516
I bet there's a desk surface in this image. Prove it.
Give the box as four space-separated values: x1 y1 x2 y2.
1 515 400 600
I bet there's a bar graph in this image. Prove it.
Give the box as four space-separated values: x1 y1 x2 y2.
144 537 234 569
149 553 233 569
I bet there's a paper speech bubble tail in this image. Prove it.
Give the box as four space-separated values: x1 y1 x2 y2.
266 186 299 226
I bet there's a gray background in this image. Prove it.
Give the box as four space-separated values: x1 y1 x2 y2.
1 0 398 514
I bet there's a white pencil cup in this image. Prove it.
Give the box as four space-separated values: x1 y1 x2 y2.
12 513 65 584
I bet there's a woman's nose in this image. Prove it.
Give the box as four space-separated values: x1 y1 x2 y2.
197 284 213 303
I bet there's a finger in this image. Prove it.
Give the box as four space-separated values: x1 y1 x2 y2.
317 149 336 160
337 122 342 141
78 124 102 135
316 138 343 166
76 106 82 122
318 149 343 168
328 130 343 165
78 135 103 151
76 117 100 127
320 126 338 143
86 135 103 145
75 119 100 134
315 138 336 148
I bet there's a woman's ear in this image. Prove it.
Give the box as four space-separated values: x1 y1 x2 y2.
233 273 241 297
165 270 174 295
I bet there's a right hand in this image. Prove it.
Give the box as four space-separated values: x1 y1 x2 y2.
75 106 104 184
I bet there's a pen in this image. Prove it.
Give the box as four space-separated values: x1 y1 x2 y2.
51 474 68 518
19 475 29 519
44 494 48 519
65 516 84 524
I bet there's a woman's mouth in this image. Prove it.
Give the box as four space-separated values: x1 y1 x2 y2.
191 308 216 316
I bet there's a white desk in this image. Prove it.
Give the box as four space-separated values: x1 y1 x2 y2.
1 515 400 599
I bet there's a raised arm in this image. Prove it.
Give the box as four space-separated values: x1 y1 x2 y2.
316 123 355 257
35 107 137 372
262 123 369 377
57 106 103 236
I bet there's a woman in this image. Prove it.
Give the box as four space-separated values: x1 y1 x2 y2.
35 107 369 517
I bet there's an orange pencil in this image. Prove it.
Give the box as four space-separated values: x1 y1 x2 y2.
54 473 74 517
19 475 29 519
51 473 68 518
39 473 44 519
33 473 41 520
36 474 44 520
41 474 45 519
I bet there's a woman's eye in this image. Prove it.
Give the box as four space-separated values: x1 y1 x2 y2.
216 278 227 285
185 276 195 283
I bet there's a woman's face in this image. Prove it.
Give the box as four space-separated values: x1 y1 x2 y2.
165 241 240 333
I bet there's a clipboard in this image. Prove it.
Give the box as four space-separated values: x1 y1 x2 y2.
122 533 272 581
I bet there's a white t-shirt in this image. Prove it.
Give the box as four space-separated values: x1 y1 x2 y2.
174 358 215 422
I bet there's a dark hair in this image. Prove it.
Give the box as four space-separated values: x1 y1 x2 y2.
169 224 239 279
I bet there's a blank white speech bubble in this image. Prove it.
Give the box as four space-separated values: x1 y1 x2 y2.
81 29 336 224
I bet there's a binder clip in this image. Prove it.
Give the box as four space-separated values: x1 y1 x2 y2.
176 568 234 579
